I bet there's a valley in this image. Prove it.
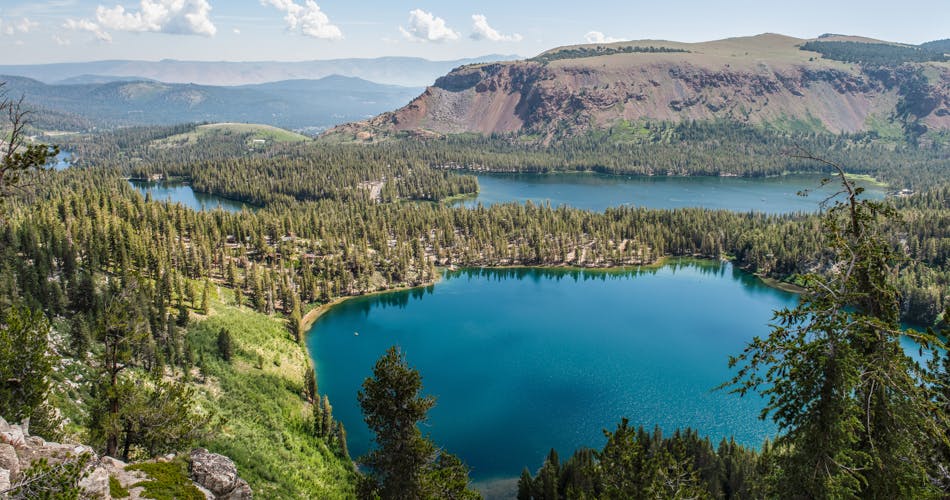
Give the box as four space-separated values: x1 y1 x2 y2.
2 18 950 500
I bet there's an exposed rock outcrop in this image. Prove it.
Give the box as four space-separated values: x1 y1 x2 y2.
190 448 252 500
0 417 250 499
326 33 950 142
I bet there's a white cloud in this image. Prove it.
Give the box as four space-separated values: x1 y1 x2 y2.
53 34 72 46
232 28 240 34
399 9 459 43
0 17 38 36
470 14 521 42
584 31 623 44
64 18 112 42
95 0 216 37
260 0 342 40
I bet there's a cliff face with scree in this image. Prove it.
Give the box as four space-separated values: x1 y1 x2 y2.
328 34 950 142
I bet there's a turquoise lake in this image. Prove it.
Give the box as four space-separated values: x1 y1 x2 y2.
128 180 252 213
308 261 798 481
456 172 887 213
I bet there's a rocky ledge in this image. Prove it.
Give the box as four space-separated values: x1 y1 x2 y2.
0 417 251 499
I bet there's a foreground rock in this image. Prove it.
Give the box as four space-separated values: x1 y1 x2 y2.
190 448 252 499
0 417 250 499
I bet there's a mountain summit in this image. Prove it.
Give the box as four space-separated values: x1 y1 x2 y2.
327 34 950 143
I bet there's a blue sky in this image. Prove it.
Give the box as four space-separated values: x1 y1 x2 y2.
0 0 947 64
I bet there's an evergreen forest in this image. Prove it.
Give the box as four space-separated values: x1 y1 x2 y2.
2 83 950 499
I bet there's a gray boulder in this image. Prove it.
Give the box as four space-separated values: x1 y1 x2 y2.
0 468 9 493
224 478 253 500
190 448 252 499
0 442 19 480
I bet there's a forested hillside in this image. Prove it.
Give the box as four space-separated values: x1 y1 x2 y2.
2 53 950 497
0 75 421 131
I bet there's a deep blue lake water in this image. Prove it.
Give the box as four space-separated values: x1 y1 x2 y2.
128 180 252 213
456 172 887 213
308 261 798 481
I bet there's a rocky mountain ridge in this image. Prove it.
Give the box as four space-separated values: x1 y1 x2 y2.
327 34 950 143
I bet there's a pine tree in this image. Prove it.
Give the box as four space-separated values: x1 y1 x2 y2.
217 328 232 362
335 421 350 461
0 305 52 424
358 346 435 497
233 286 243 308
303 364 317 403
92 281 149 458
200 279 211 315
724 154 946 497
0 82 58 218
517 467 534 500
68 313 90 359
321 395 333 439
288 301 302 343
539 448 559 500
175 303 189 327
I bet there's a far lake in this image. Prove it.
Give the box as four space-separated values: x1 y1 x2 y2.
455 172 887 213
53 151 75 171
308 261 795 482
129 180 253 213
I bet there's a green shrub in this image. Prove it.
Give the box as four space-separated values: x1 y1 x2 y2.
126 460 204 500
109 474 130 498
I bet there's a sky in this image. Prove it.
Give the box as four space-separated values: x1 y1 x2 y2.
0 0 947 65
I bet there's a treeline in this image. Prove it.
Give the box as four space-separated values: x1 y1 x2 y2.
892 184 950 324
408 122 949 189
920 39 950 53
517 421 763 499
62 121 950 196
533 45 690 64
5 164 947 337
801 40 949 65
28 124 950 325
172 157 478 206
62 126 480 205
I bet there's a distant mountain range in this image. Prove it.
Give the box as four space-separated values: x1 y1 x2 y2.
0 74 424 131
326 34 950 143
0 55 519 88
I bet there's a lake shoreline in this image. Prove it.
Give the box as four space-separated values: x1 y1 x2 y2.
128 178 260 211
301 255 805 334
451 170 890 213
301 276 444 332
301 259 679 333
308 258 789 479
444 167 889 188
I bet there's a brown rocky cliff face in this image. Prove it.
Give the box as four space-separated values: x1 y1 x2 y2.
326 36 950 142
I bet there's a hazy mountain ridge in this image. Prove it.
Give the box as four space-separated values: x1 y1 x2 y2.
326 34 950 143
0 55 519 88
0 74 423 131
